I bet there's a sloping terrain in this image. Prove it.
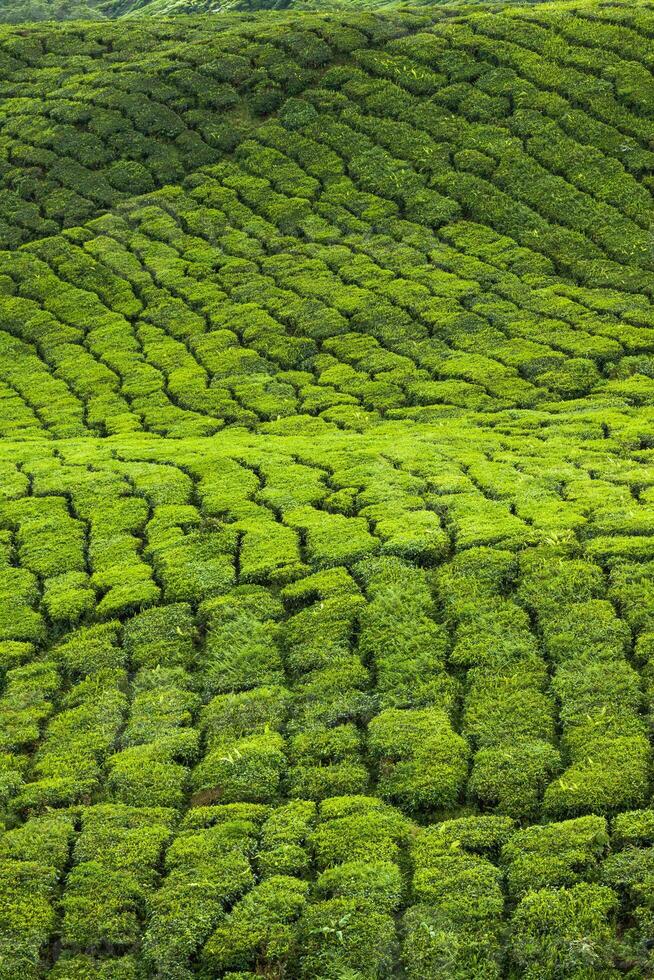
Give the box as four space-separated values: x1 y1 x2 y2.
0 0 575 24
3 2 654 977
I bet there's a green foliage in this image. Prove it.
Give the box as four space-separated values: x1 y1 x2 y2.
368 708 469 811
201 875 308 974
501 816 609 900
357 556 453 710
122 604 196 670
1 0 654 973
60 804 174 956
402 902 503 980
192 731 286 805
0 861 57 980
509 883 619 979
468 741 561 821
143 809 262 977
299 896 397 978
0 0 103 23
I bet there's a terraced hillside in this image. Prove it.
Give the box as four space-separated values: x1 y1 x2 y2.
0 0 557 26
3 2 654 977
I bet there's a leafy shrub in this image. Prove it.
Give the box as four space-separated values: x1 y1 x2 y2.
144 811 261 977
191 732 286 805
368 707 468 812
509 883 618 979
201 875 308 975
501 816 609 900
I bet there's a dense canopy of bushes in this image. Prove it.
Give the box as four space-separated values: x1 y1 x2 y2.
2 0 654 975
0 0 563 25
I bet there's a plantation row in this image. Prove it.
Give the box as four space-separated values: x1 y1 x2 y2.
7 799 654 978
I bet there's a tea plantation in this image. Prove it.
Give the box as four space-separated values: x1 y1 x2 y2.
3 0 654 976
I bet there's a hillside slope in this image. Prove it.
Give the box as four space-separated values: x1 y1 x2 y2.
0 0 577 24
3 2 654 978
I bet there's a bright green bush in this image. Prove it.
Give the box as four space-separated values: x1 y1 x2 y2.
285 506 381 568
200 590 285 694
543 735 650 820
469 741 561 820
201 875 308 975
60 804 174 955
0 660 59 754
508 883 619 979
402 903 502 980
122 603 196 670
369 707 470 812
299 896 397 978
257 800 315 879
42 572 95 627
357 556 453 711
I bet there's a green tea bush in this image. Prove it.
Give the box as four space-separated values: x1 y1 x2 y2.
200 588 285 695
401 814 511 980
42 572 95 628
257 800 315 879
60 804 174 958
368 708 469 812
357 556 453 710
295 795 411 976
144 809 263 977
0 660 59 753
16 672 126 811
0 567 44 643
508 883 619 979
0 861 57 980
285 506 380 568
299 896 397 978
191 728 286 805
201 875 308 975
278 578 370 799
501 815 609 900
122 603 196 670
469 741 561 821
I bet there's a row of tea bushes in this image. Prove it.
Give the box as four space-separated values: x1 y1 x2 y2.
519 549 651 819
6 799 654 977
441 547 560 821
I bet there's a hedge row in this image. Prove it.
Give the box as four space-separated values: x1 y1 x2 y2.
519 549 651 819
